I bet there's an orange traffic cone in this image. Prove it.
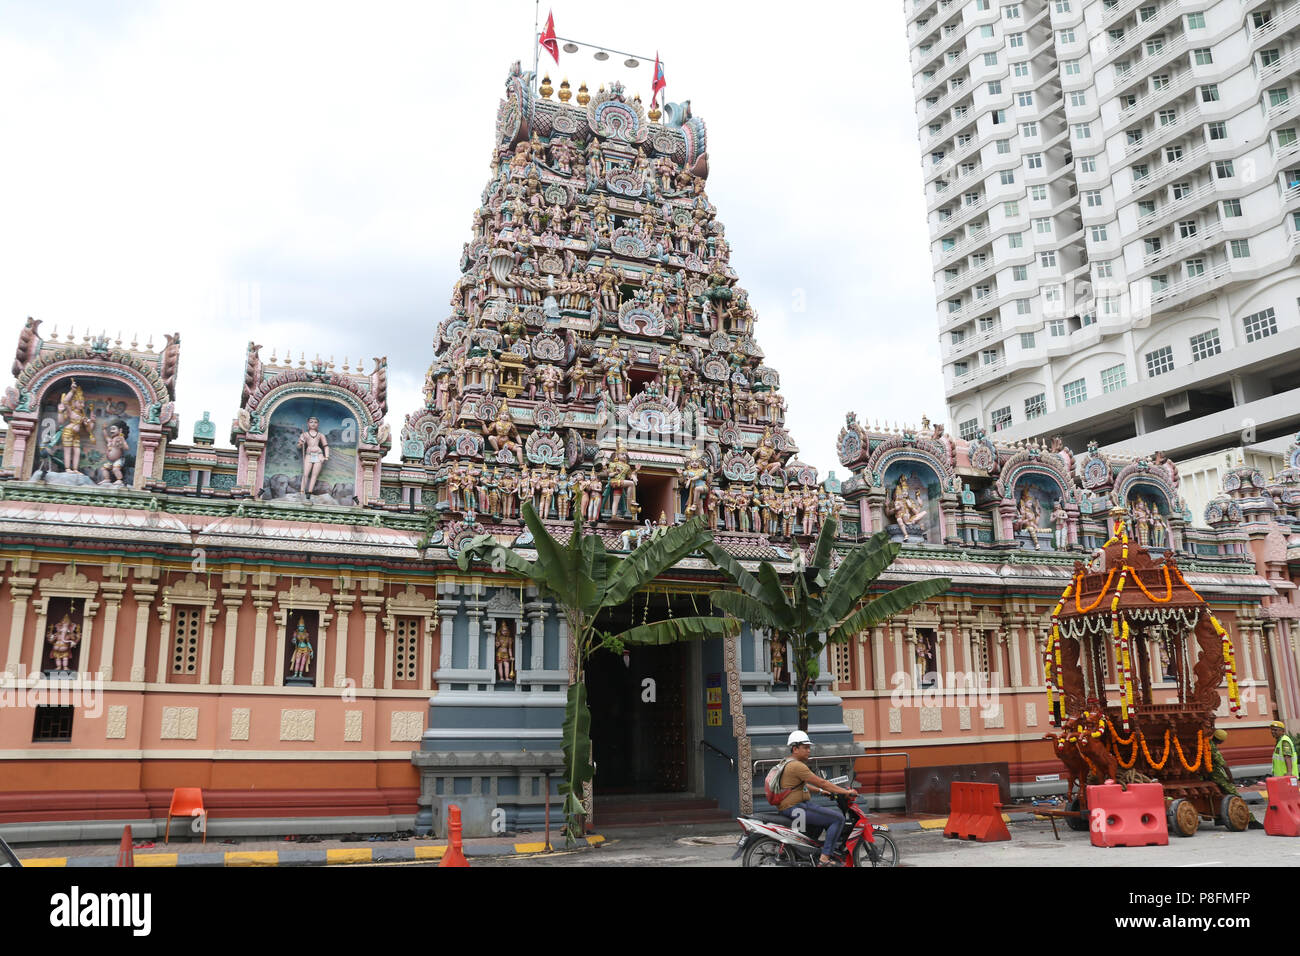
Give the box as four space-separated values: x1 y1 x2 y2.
116 825 134 867
439 804 470 867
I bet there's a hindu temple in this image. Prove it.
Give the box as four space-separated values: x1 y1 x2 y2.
0 63 1296 834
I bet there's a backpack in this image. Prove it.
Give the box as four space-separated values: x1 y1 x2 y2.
763 758 802 807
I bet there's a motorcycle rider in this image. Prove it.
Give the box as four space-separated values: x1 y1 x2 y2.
777 730 860 865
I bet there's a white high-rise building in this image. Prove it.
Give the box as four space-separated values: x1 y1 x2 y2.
907 0 1300 460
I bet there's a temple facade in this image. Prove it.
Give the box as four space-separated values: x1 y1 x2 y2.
0 65 1297 831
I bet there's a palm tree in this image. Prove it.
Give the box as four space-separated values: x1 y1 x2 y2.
705 519 950 731
456 502 738 842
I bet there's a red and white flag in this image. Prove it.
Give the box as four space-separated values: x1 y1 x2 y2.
650 53 666 107
539 11 559 65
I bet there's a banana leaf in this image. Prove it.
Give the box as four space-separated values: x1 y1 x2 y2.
616 615 739 646
827 577 952 643
602 516 710 607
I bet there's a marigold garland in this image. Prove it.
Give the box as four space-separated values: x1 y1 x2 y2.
1074 569 1116 614
1113 735 1138 769
1138 729 1171 770
1173 730 1205 772
1128 564 1174 603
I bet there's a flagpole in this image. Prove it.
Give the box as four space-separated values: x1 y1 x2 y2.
530 0 540 127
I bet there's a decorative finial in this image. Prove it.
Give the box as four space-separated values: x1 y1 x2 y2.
540 74 553 99
577 82 590 106
649 103 661 122
130 331 138 349
299 351 306 367
558 78 572 102
146 335 154 351
115 330 122 346
343 355 349 371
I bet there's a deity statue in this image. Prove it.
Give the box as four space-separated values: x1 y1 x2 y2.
55 380 96 473
97 419 130 485
801 488 819 537
46 613 81 671
682 449 710 517
603 440 639 518
580 470 603 523
1051 500 1069 549
1015 487 1044 546
535 363 562 403
483 403 524 465
596 336 630 404
289 617 314 679
517 463 537 513
297 417 331 495
485 467 501 517
704 484 722 531
659 345 686 407
769 632 788 685
498 468 519 520
537 466 558 519
568 361 590 401
556 466 574 521
495 620 516 682
891 475 928 541
597 260 621 313
747 485 763 537
1131 498 1152 547
500 306 527 349
754 427 783 478
722 485 740 532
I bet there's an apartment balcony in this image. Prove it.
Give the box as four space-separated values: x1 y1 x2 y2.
924 132 984 186
1266 95 1300 128
908 0 938 27
929 163 986 212
1124 106 1202 163
1149 258 1231 309
1284 181 1300 205
919 20 973 74
1101 0 1146 30
1116 70 1197 126
1137 179 1221 229
919 49 973 101
1126 140 1217 204
1113 34 1189 89
943 322 1005 361
936 225 993 268
1259 47 1300 86
920 81 973 126
940 257 1000 295
1250 3 1300 49
1143 219 1225 267
941 195 989 235
947 355 1007 396
1100 2 1187 67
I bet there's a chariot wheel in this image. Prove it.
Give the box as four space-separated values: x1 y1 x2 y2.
1219 794 1251 832
1167 798 1199 838
1065 798 1090 832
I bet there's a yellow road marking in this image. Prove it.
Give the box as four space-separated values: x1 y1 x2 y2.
327 848 372 864
225 851 278 866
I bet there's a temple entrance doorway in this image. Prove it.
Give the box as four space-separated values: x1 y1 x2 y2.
586 639 690 795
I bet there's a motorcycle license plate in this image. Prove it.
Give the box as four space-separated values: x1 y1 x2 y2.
731 834 749 860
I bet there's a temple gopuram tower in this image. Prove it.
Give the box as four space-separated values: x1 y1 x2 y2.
407 62 856 830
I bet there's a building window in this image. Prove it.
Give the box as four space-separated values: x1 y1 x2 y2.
1001 169 1016 185
1013 61 1030 77
1063 59 1080 76
1158 109 1177 126
1145 346 1175 377
1004 4 1021 19
1040 251 1057 268
1048 319 1066 336
1054 0 1070 12
989 80 1004 95
1269 88 1291 108
1172 181 1192 200
954 360 969 376
1177 220 1197 239
1186 12 1205 29
1223 198 1243 217
1193 48 1213 66
1073 123 1092 139
1084 189 1103 207
1079 155 1097 173
1012 264 1029 280
1009 32 1025 47
171 607 201 676
1214 160 1234 179
1018 92 1035 108
1230 239 1251 259
1185 257 1205 278
996 138 1012 154
1034 216 1052 233
1008 231 1024 248
959 418 979 440
985 52 1000 66
951 329 966 344
978 315 998 332
1020 331 1036 349
1062 378 1087 406
1200 84 1220 103
1190 329 1221 361
1252 10 1274 29
980 25 995 38
1057 28 1076 44
1070 91 1088 108
1208 121 1227 141
33 706 74 743
1242 307 1277 343
1100 363 1127 393
1016 298 1032 314
1261 48 1281 68
980 348 1000 365
1145 236 1163 255
394 616 420 682
1025 393 1047 419
1132 164 1149 182
1095 259 1113 278
1030 184 1048 201
1278 128 1297 148
1022 121 1039 137
1090 225 1108 242
990 406 1013 432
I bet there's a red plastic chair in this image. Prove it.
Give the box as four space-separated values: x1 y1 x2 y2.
164 788 207 844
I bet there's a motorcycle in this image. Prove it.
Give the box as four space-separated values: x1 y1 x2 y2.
733 776 899 867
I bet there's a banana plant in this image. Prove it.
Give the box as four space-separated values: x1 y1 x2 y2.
457 501 738 843
705 519 950 732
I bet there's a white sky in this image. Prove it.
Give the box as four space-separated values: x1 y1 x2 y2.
0 0 945 478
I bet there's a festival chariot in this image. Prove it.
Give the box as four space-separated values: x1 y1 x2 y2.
1043 507 1249 837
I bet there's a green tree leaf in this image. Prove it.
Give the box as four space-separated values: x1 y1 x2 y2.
827 577 952 643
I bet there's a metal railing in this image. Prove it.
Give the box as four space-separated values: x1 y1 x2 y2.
698 739 735 772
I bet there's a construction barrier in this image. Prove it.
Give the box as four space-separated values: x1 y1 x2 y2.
1086 781 1168 848
943 781 1010 842
1263 776 1300 837
439 804 470 867
115 825 134 867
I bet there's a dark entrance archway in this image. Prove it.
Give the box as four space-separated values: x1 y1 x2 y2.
586 641 689 794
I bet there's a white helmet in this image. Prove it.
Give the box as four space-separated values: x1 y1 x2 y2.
787 730 811 747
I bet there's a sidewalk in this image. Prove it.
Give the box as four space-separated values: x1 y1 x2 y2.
16 832 606 867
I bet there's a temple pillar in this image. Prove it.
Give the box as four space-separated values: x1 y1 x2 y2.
29 598 50 676
221 590 245 685
361 594 384 689
3 573 35 678
872 626 885 691
200 606 219 685
5 418 36 477
97 596 122 681
333 590 355 689
130 584 158 683
1009 623 1024 688
251 594 273 685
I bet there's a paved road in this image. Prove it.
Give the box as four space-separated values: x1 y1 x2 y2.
453 819 1300 867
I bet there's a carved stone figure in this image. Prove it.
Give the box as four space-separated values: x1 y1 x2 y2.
495 620 515 682
483 403 524 465
97 419 130 485
892 476 927 541
289 617 314 679
56 380 96 473
46 613 81 671
298 417 331 495
604 440 639 518
1016 487 1043 546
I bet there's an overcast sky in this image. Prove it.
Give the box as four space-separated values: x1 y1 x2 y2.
0 0 945 478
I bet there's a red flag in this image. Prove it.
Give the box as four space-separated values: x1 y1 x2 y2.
650 53 666 107
539 11 559 65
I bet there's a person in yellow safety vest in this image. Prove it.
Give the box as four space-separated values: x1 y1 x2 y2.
1270 721 1297 777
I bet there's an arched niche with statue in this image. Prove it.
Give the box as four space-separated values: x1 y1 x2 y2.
995 448 1079 550
1116 460 1183 553
0 331 180 490
854 433 960 545
233 346 391 505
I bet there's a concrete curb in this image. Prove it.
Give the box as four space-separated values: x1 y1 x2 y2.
18 835 607 868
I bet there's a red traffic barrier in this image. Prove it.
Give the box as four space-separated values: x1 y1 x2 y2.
439 804 470 867
1086 781 1167 848
115 825 134 867
943 782 1010 842
1264 776 1300 837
